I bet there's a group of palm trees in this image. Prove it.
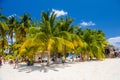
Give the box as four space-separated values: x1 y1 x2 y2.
0 10 108 65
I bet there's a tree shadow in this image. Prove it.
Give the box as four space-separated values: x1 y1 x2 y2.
17 62 71 73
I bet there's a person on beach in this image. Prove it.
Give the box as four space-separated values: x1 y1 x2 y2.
62 55 65 64
0 56 2 67
76 55 79 62
2 56 5 64
72 51 74 62
38 57 42 63
14 56 19 69
25 56 31 66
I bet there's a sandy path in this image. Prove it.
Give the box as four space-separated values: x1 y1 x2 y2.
0 58 120 80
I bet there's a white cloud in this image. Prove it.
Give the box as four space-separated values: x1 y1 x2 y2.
51 9 68 17
80 21 95 27
107 37 120 48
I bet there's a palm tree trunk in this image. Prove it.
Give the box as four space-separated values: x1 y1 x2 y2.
11 33 14 54
47 50 50 66
62 44 65 56
2 40 4 55
64 45 66 56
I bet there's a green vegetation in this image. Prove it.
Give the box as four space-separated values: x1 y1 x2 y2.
0 11 108 64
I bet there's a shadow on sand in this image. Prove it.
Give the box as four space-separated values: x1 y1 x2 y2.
17 63 71 73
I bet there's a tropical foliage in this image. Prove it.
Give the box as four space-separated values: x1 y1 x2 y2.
0 10 108 62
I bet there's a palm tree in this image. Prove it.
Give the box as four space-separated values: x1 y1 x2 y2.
56 17 83 56
12 14 32 56
18 26 41 61
0 14 9 55
93 30 108 59
79 28 108 60
39 11 59 65
32 11 74 65
16 13 31 43
7 16 17 54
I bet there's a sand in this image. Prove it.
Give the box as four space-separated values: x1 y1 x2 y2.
0 58 120 80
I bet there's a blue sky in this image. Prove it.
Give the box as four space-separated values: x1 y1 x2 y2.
0 0 120 47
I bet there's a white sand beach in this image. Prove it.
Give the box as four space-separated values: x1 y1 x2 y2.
0 58 120 80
